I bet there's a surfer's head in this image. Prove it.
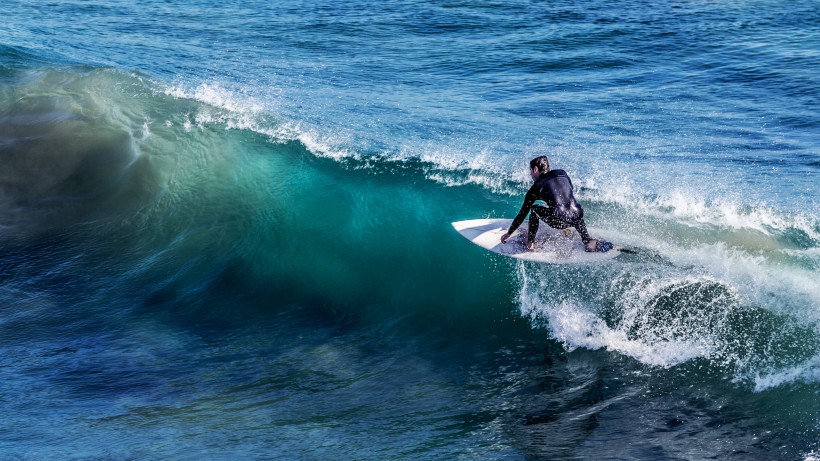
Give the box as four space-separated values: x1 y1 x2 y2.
529 156 550 180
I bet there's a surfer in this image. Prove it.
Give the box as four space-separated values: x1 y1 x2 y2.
500 156 602 252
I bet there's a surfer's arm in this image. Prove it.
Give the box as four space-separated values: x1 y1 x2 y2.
506 187 538 236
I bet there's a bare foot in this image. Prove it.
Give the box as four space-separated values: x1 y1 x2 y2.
526 241 536 251
562 228 573 238
584 239 599 252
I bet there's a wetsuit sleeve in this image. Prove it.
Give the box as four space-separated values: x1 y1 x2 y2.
507 186 538 234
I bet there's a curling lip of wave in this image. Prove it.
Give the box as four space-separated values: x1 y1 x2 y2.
162 81 820 242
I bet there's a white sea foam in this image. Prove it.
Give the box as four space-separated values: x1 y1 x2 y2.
752 354 820 392
141 121 151 141
164 82 263 115
579 180 819 241
655 241 820 319
517 266 719 368
518 235 820 386
426 172 518 195
163 82 356 160
532 298 711 367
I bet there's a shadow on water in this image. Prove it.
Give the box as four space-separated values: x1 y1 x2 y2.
0 70 161 239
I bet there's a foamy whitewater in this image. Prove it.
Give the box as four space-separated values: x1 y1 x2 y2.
1 0 818 459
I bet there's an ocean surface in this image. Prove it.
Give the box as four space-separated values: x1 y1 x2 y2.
1 0 818 459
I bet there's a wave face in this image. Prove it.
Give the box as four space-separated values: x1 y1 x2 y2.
1 0 819 459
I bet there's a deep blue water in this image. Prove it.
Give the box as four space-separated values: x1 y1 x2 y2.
1 0 819 459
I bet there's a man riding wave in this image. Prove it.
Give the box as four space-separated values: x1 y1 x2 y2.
500 156 605 252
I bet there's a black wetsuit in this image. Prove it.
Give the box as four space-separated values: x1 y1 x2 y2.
508 169 593 244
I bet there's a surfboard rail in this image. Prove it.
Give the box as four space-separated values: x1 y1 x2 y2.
452 218 621 264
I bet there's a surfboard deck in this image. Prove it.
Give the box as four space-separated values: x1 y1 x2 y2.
452 218 621 264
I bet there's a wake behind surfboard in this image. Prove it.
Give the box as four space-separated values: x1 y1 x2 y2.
452 218 621 264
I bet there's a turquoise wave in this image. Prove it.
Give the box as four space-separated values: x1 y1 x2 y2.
0 66 817 388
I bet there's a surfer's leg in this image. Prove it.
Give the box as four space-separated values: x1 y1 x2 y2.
527 208 544 248
530 206 572 250
572 218 601 252
533 205 571 232
572 218 592 244
529 205 560 237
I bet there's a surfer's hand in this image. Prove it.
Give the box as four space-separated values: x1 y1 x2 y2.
500 232 511 244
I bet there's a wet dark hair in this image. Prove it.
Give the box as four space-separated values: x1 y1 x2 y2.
529 156 550 173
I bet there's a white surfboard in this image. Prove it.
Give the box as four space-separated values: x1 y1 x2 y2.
452 218 621 264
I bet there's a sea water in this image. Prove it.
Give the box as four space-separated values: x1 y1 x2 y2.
0 0 818 459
